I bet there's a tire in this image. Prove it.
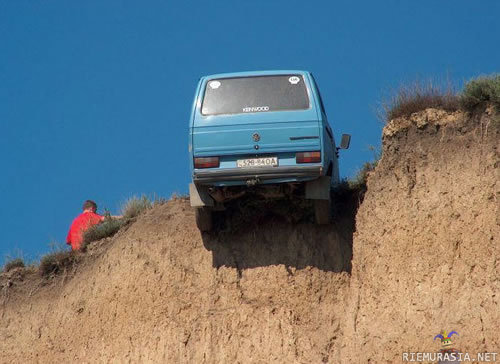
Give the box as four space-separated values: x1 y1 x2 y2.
195 207 213 232
314 199 331 225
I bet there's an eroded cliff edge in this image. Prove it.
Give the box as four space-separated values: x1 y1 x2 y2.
342 108 499 362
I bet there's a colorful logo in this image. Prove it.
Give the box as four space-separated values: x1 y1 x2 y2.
434 330 459 353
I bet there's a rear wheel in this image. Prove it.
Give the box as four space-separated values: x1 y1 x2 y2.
195 207 213 232
314 199 331 225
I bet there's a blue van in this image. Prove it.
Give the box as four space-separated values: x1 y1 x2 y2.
188 70 350 231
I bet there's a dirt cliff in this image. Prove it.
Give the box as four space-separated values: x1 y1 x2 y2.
1 108 498 363
341 107 499 362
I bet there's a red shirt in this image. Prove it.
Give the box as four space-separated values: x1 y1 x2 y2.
66 211 104 250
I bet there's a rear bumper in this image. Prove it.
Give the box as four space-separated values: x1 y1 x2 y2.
193 165 322 184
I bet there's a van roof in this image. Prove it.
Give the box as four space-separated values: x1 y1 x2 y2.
202 70 311 80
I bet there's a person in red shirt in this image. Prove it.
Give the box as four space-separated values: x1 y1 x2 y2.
66 200 105 250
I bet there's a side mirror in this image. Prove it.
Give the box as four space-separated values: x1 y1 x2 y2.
339 134 351 150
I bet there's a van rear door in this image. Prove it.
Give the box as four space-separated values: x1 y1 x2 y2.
192 74 321 158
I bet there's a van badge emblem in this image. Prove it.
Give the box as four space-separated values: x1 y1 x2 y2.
252 133 260 142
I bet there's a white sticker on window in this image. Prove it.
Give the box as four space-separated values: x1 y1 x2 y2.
209 81 221 89
289 76 300 85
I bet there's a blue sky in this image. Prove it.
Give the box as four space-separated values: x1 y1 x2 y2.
1 0 498 262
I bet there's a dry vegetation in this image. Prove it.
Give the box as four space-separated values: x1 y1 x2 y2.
81 218 124 250
2 258 25 273
120 195 153 220
383 74 500 121
461 74 500 111
38 250 78 277
81 195 161 250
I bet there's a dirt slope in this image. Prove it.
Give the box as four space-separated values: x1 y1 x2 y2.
0 199 355 363
341 108 499 362
1 108 498 363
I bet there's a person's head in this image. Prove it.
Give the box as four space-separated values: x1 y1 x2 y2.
82 200 97 213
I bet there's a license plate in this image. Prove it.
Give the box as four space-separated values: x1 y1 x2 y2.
237 157 278 168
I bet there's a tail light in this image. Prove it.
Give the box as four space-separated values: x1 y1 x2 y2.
296 151 321 163
194 156 220 169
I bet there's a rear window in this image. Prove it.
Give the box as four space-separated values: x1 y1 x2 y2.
201 75 310 116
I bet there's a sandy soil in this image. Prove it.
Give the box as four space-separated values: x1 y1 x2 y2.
341 107 499 362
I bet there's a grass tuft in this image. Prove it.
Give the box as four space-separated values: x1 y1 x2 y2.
39 250 78 278
82 194 169 251
121 195 153 220
3 258 25 273
461 74 500 111
382 74 500 123
382 80 460 122
81 218 124 250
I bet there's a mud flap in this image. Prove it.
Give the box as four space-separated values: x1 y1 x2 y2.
305 176 331 200
195 207 213 232
189 183 214 207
